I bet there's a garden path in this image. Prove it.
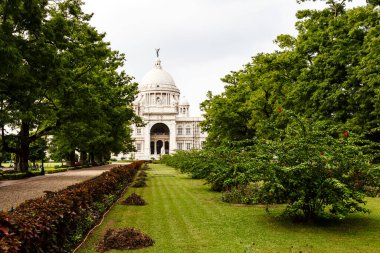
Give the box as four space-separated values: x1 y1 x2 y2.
0 164 123 211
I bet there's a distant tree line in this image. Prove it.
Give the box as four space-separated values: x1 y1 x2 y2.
0 0 140 172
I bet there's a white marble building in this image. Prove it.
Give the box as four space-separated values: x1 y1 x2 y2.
119 53 207 160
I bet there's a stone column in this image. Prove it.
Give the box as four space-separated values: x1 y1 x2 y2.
144 122 151 160
168 122 176 154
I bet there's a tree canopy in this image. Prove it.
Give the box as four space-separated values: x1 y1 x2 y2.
0 0 139 171
201 0 380 146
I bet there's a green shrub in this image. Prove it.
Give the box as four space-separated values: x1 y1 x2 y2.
258 120 380 221
162 145 259 191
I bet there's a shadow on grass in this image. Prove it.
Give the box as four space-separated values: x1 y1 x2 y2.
268 212 379 234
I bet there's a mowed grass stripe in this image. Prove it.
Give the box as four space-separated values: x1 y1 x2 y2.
78 163 380 253
148 174 176 246
149 167 215 251
158 175 201 250
164 175 239 250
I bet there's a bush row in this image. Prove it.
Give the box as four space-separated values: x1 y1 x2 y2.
0 161 146 253
161 144 258 191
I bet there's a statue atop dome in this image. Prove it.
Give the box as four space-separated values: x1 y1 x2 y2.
155 48 160 58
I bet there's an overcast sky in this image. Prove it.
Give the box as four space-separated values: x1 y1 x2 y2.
83 0 366 116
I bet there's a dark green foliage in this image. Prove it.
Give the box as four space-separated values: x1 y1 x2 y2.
0 162 144 252
98 228 154 252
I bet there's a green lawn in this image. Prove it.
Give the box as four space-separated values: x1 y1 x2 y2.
78 164 380 253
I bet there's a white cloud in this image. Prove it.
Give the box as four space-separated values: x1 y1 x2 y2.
83 0 367 116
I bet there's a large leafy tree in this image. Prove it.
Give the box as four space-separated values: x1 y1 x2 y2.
47 2 139 165
200 81 254 147
201 0 380 146
288 0 380 141
0 0 55 171
0 0 139 171
201 49 303 146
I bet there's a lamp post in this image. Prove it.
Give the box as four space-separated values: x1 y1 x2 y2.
41 155 45 175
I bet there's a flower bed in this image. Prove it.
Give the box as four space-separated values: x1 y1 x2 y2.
0 161 145 253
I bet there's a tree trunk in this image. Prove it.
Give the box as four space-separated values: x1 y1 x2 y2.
15 154 20 170
89 152 95 165
95 154 102 164
17 122 30 173
80 151 87 165
69 150 75 167
104 151 111 162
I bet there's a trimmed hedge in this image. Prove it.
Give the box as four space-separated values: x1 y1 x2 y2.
0 171 41 180
0 161 145 253
44 168 70 174
0 163 108 180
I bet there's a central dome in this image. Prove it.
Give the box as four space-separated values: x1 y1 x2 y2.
140 58 180 93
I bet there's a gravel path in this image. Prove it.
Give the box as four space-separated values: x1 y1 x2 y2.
0 164 121 211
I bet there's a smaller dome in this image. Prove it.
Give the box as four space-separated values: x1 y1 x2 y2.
179 96 190 106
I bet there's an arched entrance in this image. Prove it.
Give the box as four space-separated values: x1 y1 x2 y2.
150 123 170 156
